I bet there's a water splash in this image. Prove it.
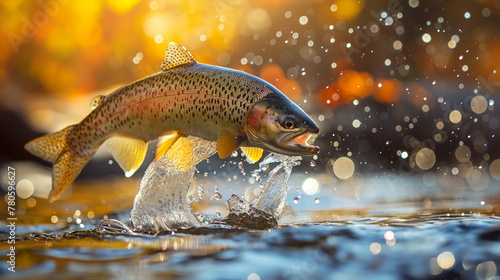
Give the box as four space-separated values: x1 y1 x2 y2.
126 135 300 231
130 136 216 231
216 194 278 229
251 153 301 218
216 154 301 229
226 194 250 214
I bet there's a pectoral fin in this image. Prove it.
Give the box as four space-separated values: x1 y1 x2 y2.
240 147 264 163
217 130 245 159
106 136 147 177
155 132 181 160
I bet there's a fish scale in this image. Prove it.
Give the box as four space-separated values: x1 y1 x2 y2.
25 42 319 202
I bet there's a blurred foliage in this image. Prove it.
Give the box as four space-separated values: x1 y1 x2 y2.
1 0 499 107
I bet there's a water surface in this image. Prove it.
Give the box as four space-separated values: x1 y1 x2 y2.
1 174 499 280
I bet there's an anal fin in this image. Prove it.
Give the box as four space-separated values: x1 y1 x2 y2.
240 147 264 163
155 132 181 160
217 130 245 159
106 136 148 177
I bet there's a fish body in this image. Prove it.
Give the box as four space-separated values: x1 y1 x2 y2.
25 42 319 202
81 63 266 146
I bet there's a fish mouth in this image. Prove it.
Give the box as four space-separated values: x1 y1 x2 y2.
280 131 320 155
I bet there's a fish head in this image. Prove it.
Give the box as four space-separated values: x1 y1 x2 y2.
245 93 320 156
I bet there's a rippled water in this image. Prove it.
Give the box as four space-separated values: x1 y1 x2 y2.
1 175 499 280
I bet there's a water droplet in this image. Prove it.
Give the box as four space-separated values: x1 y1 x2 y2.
197 185 204 199
293 197 300 204
401 151 409 159
352 119 361 128
409 0 419 8
422 33 432 43
214 191 222 200
310 160 316 167
299 15 308 25
315 198 320 204
261 163 269 171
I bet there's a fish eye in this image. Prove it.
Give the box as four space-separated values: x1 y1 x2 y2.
282 116 296 129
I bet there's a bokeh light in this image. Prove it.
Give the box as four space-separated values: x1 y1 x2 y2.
337 70 373 100
369 242 381 255
422 33 432 43
489 159 500 180
373 79 402 103
455 146 471 163
449 110 462 124
415 148 436 170
333 157 355 179
471 95 488 114
330 0 365 21
259 63 301 102
16 179 34 199
437 251 455 270
302 178 320 195
466 167 489 191
476 261 497 280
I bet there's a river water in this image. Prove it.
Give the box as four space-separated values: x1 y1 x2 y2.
1 170 499 280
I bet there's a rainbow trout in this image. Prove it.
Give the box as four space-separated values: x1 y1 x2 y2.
25 42 319 202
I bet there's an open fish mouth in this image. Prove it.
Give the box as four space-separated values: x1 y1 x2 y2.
280 131 320 154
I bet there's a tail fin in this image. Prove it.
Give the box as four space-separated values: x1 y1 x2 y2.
25 125 93 202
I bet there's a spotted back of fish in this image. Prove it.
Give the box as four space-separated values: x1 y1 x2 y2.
80 63 274 146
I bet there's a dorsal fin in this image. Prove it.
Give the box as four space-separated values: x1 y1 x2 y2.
90 95 106 109
160 42 197 71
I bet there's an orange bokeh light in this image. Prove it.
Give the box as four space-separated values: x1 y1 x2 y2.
260 63 285 83
331 0 366 21
373 79 403 104
337 70 374 99
279 79 301 102
317 83 345 109
259 63 301 102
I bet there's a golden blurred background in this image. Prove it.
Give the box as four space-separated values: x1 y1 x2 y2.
1 0 499 107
